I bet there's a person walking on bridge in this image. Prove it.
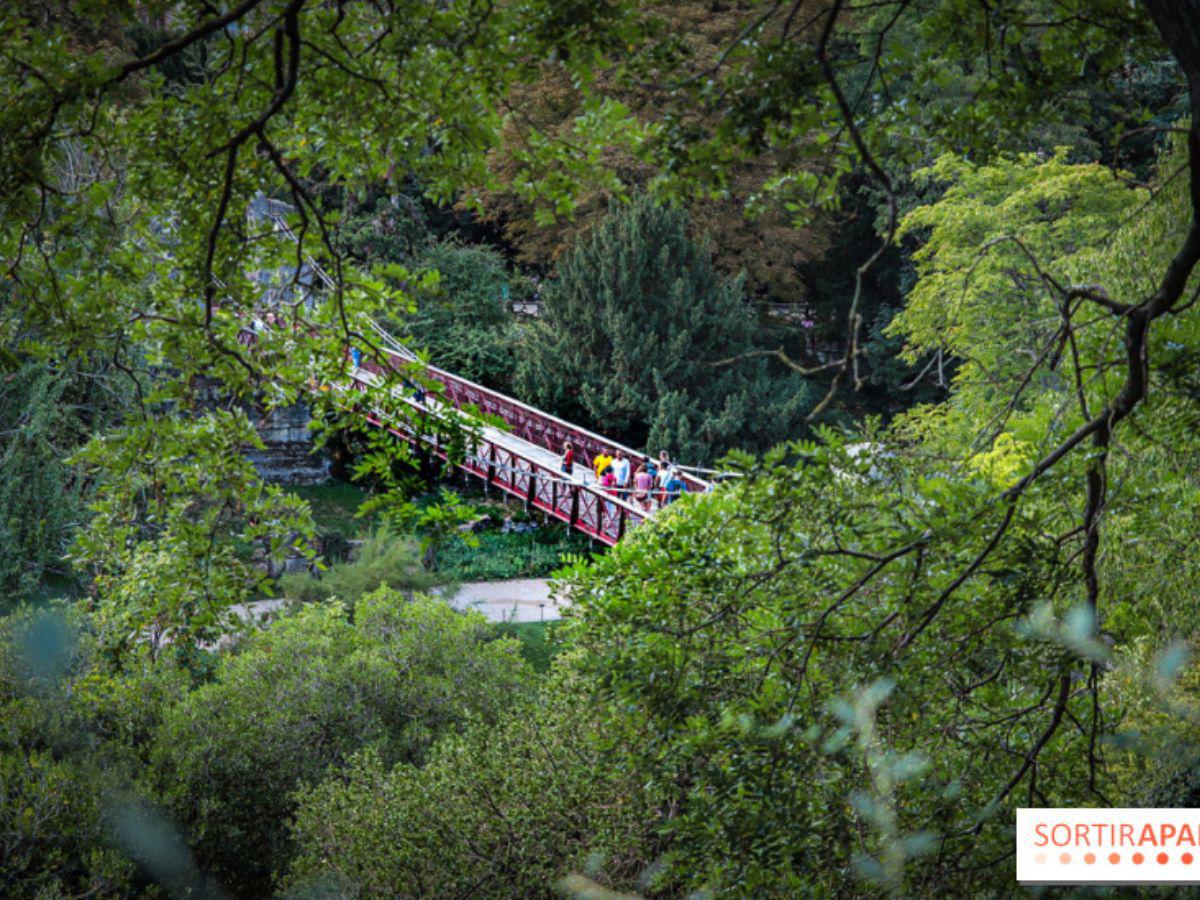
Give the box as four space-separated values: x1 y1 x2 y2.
633 464 654 511
593 451 612 480
653 451 673 504
663 470 688 505
600 466 617 520
560 441 575 476
612 450 631 496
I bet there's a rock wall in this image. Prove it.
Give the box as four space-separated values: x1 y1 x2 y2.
246 402 330 484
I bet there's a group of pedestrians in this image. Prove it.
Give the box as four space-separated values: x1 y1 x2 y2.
560 442 688 511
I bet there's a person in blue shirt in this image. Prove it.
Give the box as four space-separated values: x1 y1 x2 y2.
661 472 684 504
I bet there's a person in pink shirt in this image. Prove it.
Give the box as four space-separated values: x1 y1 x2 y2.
633 464 654 510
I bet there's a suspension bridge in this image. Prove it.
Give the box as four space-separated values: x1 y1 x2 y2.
246 207 711 546
343 325 710 546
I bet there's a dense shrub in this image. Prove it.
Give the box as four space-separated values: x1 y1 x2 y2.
278 529 443 604
0 746 139 898
149 591 532 896
0 609 145 898
286 663 661 898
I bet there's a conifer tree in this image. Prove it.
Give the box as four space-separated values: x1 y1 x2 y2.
517 196 813 464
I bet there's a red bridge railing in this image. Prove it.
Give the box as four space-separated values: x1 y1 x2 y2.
352 360 654 546
385 349 710 496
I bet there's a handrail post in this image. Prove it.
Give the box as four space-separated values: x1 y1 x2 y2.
596 487 604 536
569 484 579 528
526 466 535 512
617 506 626 541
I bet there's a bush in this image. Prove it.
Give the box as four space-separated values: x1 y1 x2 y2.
286 663 660 898
279 529 443 604
0 608 144 898
0 746 138 899
149 590 532 896
437 529 592 581
493 621 562 674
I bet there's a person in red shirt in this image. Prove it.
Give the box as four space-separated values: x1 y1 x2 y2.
560 441 575 475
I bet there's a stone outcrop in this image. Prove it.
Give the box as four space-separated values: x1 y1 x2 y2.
246 402 330 484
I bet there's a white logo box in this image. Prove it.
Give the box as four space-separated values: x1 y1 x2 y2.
1018 808 1200 884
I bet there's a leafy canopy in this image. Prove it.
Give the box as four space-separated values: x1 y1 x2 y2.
517 194 814 463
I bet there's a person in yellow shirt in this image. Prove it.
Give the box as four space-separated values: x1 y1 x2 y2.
593 451 612 479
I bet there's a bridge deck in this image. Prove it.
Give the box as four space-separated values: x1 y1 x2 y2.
352 367 600 484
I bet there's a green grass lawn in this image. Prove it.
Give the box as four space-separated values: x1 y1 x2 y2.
288 482 379 536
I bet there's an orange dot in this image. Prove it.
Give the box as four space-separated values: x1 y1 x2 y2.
1035 852 1047 864
1109 852 1121 864
1158 852 1169 865
1133 852 1145 864
1184 853 1194 865
1060 853 1071 864
1084 852 1096 865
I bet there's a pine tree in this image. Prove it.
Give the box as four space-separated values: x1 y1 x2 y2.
517 195 813 464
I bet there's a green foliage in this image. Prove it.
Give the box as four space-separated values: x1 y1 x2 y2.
334 185 436 267
0 746 138 899
0 607 153 898
404 240 524 389
286 663 659 898
492 620 563 674
71 410 315 664
0 0 650 655
890 149 1139 401
278 528 442 604
0 368 84 605
0 361 131 608
286 482 379 538
150 590 532 896
550 143 1200 893
409 488 480 571
558 438 1079 893
517 194 814 462
0 4 1197 898
436 526 593 582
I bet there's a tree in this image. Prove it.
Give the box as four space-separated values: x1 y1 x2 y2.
0 362 130 606
517 194 814 463
404 240 524 390
0 0 646 650
71 410 315 664
555 135 1200 894
4 1 1200 895
149 591 532 896
466 0 831 304
286 663 661 899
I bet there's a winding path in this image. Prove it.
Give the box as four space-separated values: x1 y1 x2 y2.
223 578 562 645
